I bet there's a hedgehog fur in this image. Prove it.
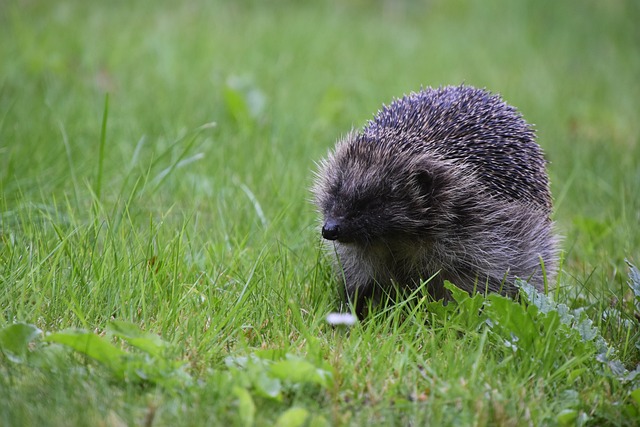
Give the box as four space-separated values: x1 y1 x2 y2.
312 85 559 316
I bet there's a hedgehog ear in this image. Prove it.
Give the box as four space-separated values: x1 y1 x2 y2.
413 159 449 197
414 169 435 195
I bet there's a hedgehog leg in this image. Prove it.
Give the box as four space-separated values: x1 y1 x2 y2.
345 282 377 319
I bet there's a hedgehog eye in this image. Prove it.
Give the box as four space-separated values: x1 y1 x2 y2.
353 197 382 212
329 181 343 197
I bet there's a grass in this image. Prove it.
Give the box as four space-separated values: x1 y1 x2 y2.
1 0 639 425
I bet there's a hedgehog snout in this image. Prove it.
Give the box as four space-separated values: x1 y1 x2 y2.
322 217 341 241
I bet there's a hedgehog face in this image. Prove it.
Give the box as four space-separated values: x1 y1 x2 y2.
319 177 395 244
314 137 454 246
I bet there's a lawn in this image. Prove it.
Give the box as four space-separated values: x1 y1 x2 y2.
1 0 639 425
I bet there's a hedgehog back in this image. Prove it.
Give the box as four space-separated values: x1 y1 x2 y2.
362 86 552 213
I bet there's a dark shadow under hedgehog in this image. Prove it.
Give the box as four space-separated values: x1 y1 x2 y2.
312 85 559 317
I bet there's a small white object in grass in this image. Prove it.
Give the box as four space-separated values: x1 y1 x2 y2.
326 312 357 326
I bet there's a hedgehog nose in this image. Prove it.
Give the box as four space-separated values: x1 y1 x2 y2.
322 219 341 241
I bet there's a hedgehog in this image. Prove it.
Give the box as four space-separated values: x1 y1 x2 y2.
312 85 559 316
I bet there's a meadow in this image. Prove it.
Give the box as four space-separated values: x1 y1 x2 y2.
1 0 639 425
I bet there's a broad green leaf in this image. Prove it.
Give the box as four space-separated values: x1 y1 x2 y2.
0 323 42 363
223 76 265 127
45 329 126 376
223 84 251 125
425 299 456 321
623 366 640 382
517 280 556 314
274 407 309 427
270 357 332 388
630 388 640 406
556 409 578 425
233 386 255 427
108 321 167 357
444 281 487 328
225 353 282 399
624 404 639 420
626 259 640 299
308 414 331 427
225 354 253 369
253 371 282 399
575 317 598 341
444 280 472 304
226 353 270 370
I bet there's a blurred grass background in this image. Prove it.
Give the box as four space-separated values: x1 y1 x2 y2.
1 0 639 425
2 0 637 275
